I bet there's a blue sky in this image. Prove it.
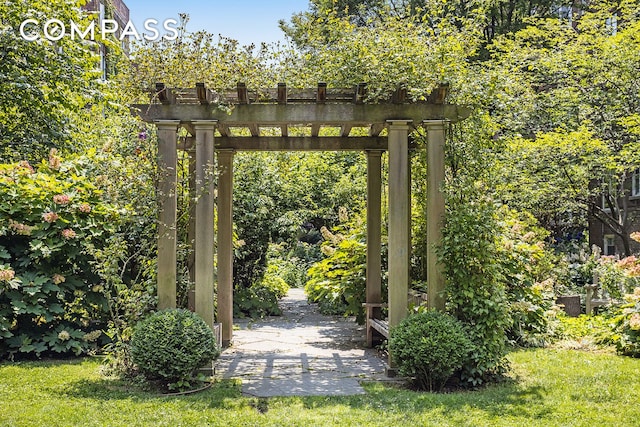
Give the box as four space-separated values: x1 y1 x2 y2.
125 0 310 46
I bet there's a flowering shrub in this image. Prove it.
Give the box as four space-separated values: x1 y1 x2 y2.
612 287 640 357
593 253 640 300
0 158 120 358
497 208 565 347
595 257 629 299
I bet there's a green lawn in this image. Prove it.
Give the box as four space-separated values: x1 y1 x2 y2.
1 348 639 426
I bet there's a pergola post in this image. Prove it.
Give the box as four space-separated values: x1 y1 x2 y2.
423 120 449 311
155 120 180 310
366 150 383 330
193 121 217 329
217 149 235 346
387 120 412 329
187 146 196 311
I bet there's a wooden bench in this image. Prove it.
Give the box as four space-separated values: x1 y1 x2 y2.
363 303 388 347
363 291 429 347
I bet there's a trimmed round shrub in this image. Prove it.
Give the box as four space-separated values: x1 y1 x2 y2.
130 309 220 388
389 309 474 391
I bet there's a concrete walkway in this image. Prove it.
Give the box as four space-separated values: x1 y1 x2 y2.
214 288 388 397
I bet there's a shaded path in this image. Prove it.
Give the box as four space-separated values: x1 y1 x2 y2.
214 288 388 397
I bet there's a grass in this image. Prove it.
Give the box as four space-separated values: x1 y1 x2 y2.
1 348 639 426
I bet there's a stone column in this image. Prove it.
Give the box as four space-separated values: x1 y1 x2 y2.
187 146 196 312
217 149 235 346
155 120 180 310
423 120 448 311
387 120 412 329
193 121 217 329
366 150 383 309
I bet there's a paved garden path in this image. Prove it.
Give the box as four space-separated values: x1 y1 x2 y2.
214 288 389 397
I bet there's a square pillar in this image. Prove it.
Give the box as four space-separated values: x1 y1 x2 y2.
187 146 196 311
366 151 383 303
366 150 383 346
217 149 235 346
423 120 449 311
387 120 412 329
155 120 181 310
193 121 217 329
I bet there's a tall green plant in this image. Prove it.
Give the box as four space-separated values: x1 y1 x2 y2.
439 187 509 385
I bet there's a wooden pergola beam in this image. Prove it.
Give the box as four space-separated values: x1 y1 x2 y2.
196 82 209 105
248 123 259 137
354 83 367 104
237 82 249 104
317 82 327 104
392 84 407 104
156 83 170 105
369 123 385 137
214 136 389 151
132 103 471 125
429 83 449 104
278 83 287 104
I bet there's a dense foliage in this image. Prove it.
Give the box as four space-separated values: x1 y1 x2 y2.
498 208 566 347
3 0 640 379
130 309 220 391
439 191 510 384
305 225 368 321
0 0 100 162
389 310 474 391
489 8 640 252
612 287 640 357
0 157 120 358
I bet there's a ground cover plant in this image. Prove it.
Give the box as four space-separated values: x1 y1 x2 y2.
1 348 639 426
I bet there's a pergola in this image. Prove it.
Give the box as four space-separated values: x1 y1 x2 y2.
133 83 470 346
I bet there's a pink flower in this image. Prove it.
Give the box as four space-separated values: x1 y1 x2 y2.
78 203 91 213
52 274 65 285
617 256 638 268
61 228 77 239
42 211 59 223
618 256 640 277
49 149 61 170
9 220 33 236
627 265 640 277
18 161 34 174
629 313 640 331
53 194 71 205
0 268 15 282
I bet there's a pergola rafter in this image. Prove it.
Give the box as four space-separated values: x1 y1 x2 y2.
132 82 470 355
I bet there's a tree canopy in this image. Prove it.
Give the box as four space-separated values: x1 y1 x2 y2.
0 0 100 162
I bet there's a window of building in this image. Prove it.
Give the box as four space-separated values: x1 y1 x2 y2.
603 235 616 256
605 15 618 35
558 5 573 21
632 169 640 197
